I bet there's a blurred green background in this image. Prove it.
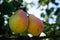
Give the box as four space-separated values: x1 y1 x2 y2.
0 0 60 40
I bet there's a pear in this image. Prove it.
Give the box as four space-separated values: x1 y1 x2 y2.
9 10 28 34
28 14 44 36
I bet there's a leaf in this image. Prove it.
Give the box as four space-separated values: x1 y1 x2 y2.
46 8 54 16
44 26 51 33
0 1 16 15
18 0 23 3
41 13 45 18
54 8 60 15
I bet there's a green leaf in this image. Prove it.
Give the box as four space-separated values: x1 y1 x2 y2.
41 13 45 18
0 1 16 15
6 0 13 3
46 8 54 16
44 26 51 33
18 0 23 3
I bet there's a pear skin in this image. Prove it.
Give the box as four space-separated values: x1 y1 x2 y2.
28 14 44 36
9 10 28 34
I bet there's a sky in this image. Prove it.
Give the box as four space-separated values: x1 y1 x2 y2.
23 0 60 37
23 0 60 24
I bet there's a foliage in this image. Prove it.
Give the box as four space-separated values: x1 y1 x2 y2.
0 0 60 40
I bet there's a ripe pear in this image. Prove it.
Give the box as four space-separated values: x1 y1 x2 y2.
28 14 44 36
9 10 28 34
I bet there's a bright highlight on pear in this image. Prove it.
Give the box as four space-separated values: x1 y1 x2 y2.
9 10 28 34
28 14 44 36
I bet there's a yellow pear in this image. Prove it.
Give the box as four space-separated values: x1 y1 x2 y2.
9 10 28 34
28 14 44 36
